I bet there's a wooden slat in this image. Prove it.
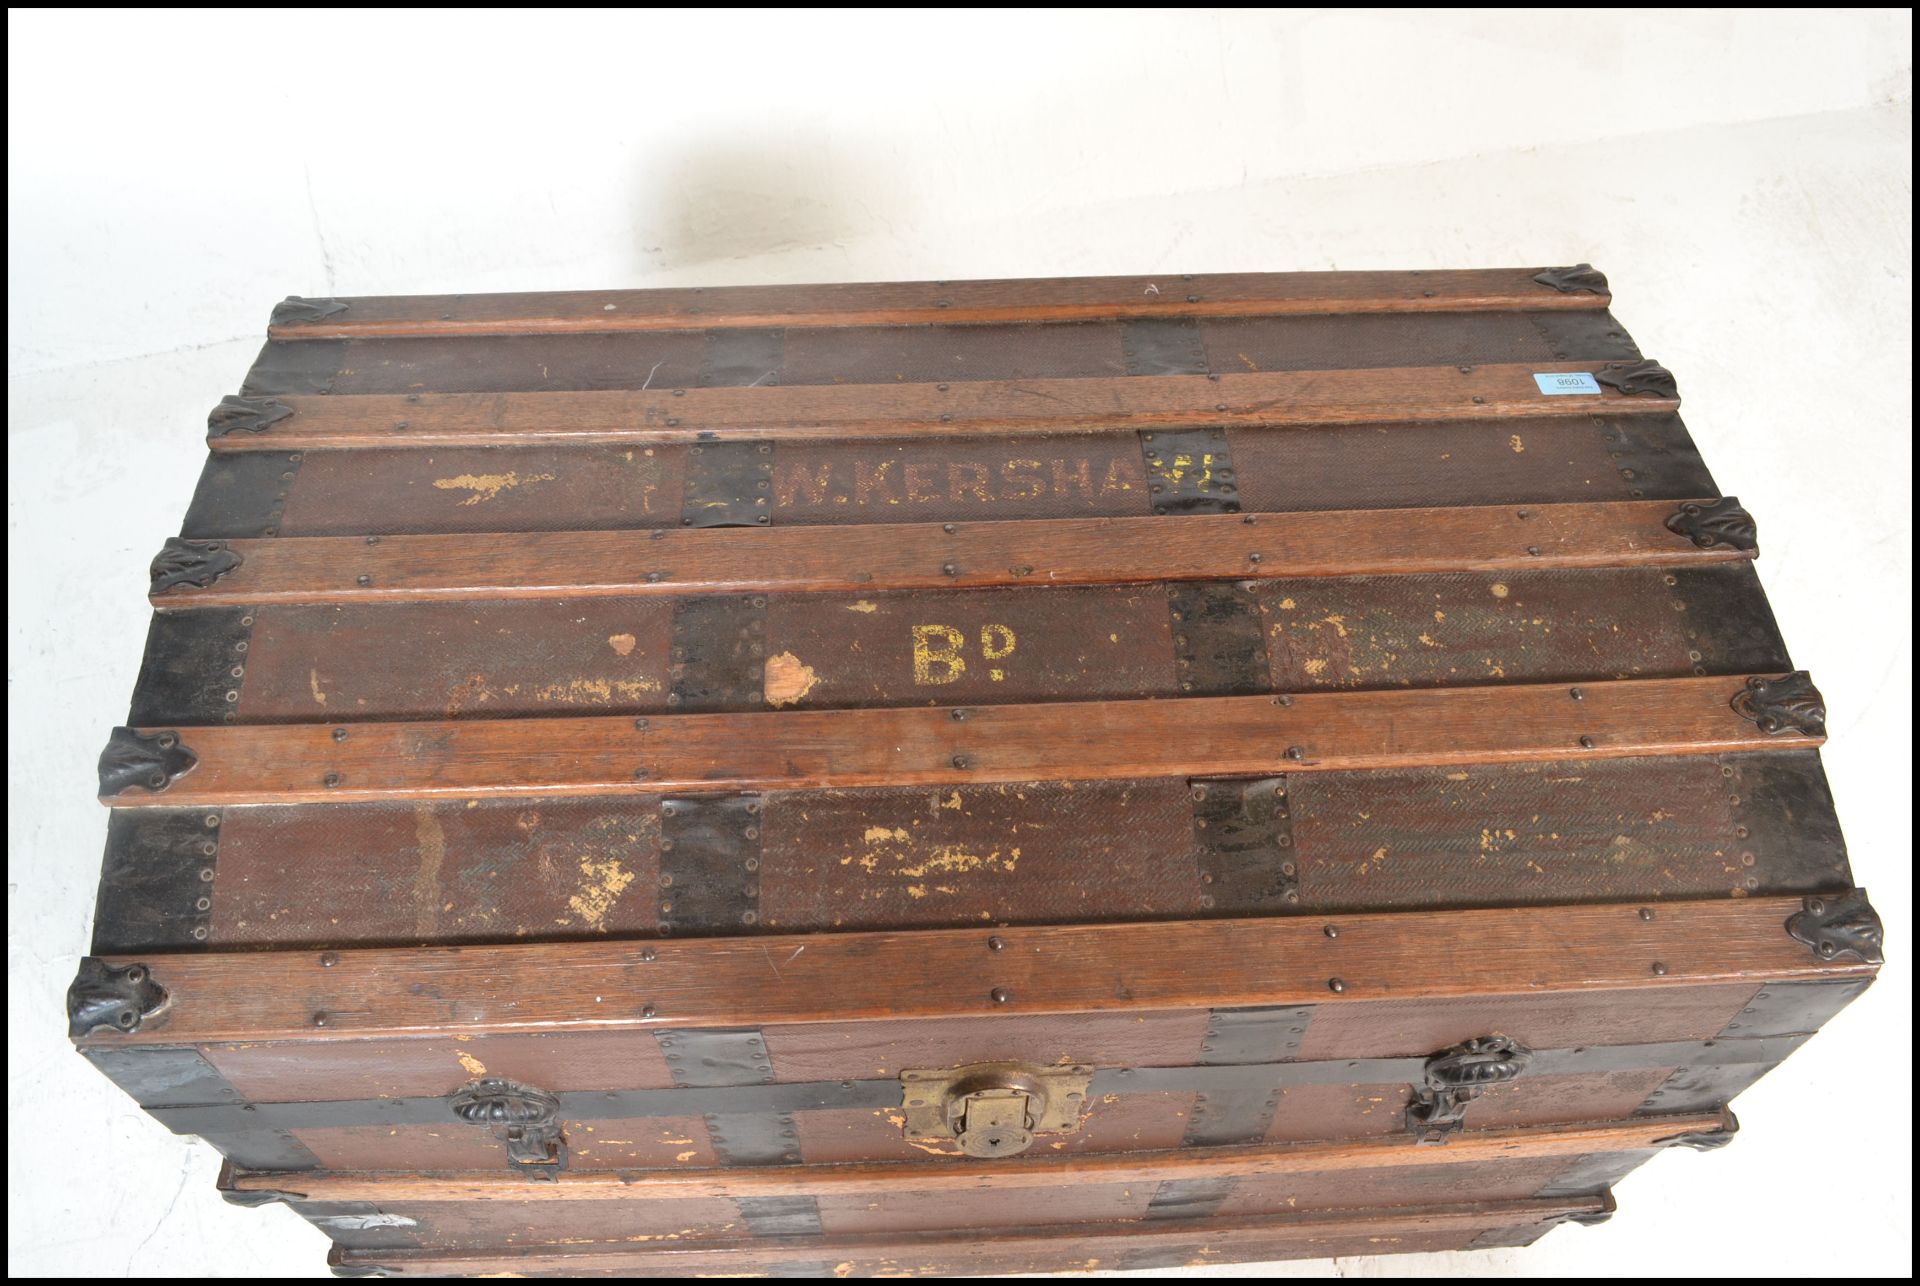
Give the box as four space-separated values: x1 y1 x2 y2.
152 500 1738 607
210 363 1670 450
225 1113 1723 1203
75 896 1868 1044
323 1196 1605 1277
266 269 1608 339
105 674 1815 807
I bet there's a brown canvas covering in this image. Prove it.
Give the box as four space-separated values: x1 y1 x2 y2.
72 268 1880 1278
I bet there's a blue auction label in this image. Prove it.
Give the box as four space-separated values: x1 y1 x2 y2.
1532 371 1602 396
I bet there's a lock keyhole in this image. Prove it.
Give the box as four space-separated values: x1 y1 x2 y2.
949 1083 1040 1158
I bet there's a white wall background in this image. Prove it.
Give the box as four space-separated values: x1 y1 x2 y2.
8 8 1912 1279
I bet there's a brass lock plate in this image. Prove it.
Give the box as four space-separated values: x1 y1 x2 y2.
899 1061 1093 1156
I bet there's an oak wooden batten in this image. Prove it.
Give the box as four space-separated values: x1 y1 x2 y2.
264 267 1610 339
100 674 1817 806
323 1196 1614 1278
72 896 1868 1044
223 1113 1727 1204
146 499 1741 607
210 362 1672 450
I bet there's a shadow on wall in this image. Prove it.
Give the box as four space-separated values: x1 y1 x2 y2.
629 137 915 273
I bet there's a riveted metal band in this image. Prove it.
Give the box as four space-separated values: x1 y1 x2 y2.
93 809 224 952
699 328 786 388
1140 428 1240 516
1122 318 1209 376
1633 978 1872 1115
1190 779 1298 913
1147 1004 1315 1217
667 595 768 712
1169 582 1270 696
183 451 306 539
657 795 764 936
681 441 776 527
241 340 344 397
128 608 255 726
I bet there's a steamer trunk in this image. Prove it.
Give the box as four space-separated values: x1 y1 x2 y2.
73 268 1882 1278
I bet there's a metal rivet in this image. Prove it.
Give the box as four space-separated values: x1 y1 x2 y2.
355 574 371 586
1286 746 1304 760
1527 545 1541 556
1569 687 1584 700
199 867 215 882
324 773 341 788
320 952 339 967
942 563 959 577
1186 294 1199 303
191 926 209 940
987 935 1005 951
642 1003 658 1018
332 727 347 742
312 1012 329 1027
1327 978 1347 993
952 754 972 770
1579 735 1595 749
1324 925 1339 939
990 987 1012 1004
1651 962 1668 975
1248 553 1262 563
1639 907 1656 921
640 948 657 962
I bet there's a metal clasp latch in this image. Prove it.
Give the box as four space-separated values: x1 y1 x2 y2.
900 1062 1093 1159
450 1078 567 1180
951 1087 1037 1158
